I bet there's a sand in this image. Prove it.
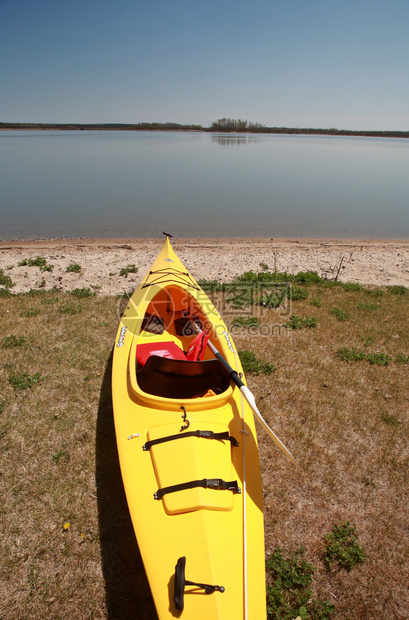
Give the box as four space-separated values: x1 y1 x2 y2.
1 237 409 295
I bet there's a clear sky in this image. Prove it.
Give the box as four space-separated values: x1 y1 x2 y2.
1 0 408 130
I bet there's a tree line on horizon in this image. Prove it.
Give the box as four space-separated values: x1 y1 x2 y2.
1 120 408 139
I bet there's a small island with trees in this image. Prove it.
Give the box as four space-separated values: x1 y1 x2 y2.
1 119 408 139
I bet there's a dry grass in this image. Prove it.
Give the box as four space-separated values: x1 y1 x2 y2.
0 283 408 619
229 283 409 619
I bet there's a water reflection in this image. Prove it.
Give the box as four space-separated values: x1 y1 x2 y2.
211 133 265 147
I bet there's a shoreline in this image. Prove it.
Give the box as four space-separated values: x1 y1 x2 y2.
1 237 408 294
2 124 409 139
1 236 409 248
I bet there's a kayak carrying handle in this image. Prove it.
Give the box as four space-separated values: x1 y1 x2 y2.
173 556 225 611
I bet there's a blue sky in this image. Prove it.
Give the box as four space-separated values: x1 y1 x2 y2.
1 0 408 130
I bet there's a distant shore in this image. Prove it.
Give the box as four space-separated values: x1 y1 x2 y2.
1 237 408 294
1 123 409 139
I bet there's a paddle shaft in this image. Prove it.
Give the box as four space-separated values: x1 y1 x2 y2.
206 340 245 387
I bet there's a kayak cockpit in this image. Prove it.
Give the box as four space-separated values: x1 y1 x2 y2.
136 356 230 399
128 284 234 405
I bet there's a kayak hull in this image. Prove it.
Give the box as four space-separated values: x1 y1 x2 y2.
112 238 266 618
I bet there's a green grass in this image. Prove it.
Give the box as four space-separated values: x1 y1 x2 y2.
337 348 392 366
355 302 378 311
2 334 25 348
66 263 82 273
8 371 42 390
285 314 317 330
324 522 366 571
0 268 14 288
388 285 407 295
18 256 54 272
119 264 138 277
266 548 335 619
1 280 408 619
70 287 96 298
231 316 260 328
330 307 350 322
291 286 309 301
238 349 276 375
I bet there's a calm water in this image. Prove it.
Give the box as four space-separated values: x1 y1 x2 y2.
1 130 408 240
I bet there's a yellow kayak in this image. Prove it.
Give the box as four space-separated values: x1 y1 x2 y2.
112 236 266 618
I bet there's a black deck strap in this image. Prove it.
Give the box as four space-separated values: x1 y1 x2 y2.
154 478 241 500
143 429 239 451
173 556 225 611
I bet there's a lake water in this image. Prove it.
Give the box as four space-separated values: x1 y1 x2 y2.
1 130 408 240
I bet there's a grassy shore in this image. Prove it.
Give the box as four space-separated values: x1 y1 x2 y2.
1 275 408 618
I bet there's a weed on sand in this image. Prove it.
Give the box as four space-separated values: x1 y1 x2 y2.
0 280 408 619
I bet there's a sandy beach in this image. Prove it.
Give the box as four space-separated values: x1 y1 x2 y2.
1 237 409 294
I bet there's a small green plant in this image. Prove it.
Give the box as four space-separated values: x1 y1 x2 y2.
236 270 279 284
0 401 5 415
266 548 334 620
0 268 14 288
291 286 309 301
119 264 138 277
236 269 323 286
396 353 409 364
18 256 53 271
286 315 317 330
2 335 25 348
259 287 288 308
66 263 82 273
336 347 366 362
369 288 384 297
330 307 350 322
52 450 70 464
388 285 407 295
59 304 82 315
343 282 362 292
226 284 255 309
70 288 95 298
355 302 378 311
324 521 366 571
337 347 391 365
19 308 40 318
8 372 41 391
310 297 322 307
361 336 375 347
293 271 323 285
259 262 269 271
366 352 391 366
380 412 401 427
238 350 276 375
231 316 260 328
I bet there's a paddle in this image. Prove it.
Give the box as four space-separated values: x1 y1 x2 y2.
190 321 297 466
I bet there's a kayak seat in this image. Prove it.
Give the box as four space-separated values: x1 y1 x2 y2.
136 356 230 399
